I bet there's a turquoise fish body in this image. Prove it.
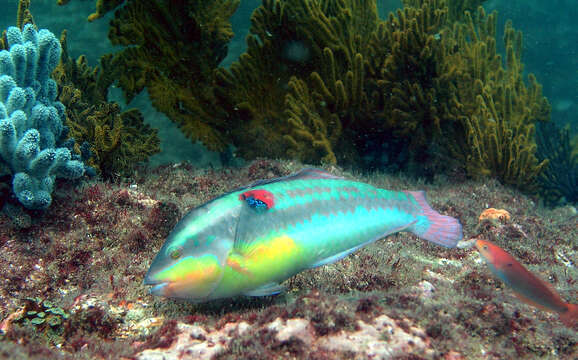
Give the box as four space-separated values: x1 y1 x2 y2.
144 169 462 301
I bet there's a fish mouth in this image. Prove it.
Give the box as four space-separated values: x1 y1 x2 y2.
144 277 212 300
143 271 170 294
143 271 159 285
148 282 170 296
143 253 225 300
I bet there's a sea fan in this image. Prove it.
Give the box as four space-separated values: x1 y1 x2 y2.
536 121 577 205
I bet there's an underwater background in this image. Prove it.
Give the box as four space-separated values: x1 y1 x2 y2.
1 0 575 171
0 0 576 359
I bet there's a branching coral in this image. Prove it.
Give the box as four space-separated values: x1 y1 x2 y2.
279 0 486 173
285 45 370 164
60 0 550 191
215 0 327 160
218 0 378 163
536 121 577 205
442 10 550 190
53 32 160 179
364 0 454 173
293 0 375 159
0 24 89 210
445 0 487 21
218 0 550 187
103 0 239 152
56 0 125 22
284 76 341 164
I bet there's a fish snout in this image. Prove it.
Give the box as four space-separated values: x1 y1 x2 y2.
143 268 171 297
143 254 224 300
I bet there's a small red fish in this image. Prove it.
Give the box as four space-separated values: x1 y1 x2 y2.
475 239 577 327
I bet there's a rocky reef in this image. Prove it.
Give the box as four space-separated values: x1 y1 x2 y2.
0 1 575 358
0 159 575 359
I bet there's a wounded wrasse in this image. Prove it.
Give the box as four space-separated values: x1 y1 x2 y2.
144 168 462 302
475 239 578 327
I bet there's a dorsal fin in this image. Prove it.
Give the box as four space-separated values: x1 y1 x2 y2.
289 168 344 180
248 168 343 187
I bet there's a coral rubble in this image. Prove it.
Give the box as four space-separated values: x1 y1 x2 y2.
135 314 432 359
0 160 575 359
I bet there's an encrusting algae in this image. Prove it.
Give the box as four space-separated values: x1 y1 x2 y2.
1 159 576 358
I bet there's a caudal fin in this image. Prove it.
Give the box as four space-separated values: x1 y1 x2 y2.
405 191 462 248
560 303 578 328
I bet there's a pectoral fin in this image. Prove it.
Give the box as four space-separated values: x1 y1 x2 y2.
244 282 285 297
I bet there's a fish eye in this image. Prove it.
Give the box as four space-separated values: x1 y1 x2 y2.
482 245 488 250
167 246 183 260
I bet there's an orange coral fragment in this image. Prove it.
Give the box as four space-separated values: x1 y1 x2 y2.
479 208 511 223
0 307 25 334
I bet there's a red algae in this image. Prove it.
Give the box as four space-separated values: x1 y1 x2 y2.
135 319 179 352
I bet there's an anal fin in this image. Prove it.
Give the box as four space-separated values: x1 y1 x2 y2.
309 245 363 269
244 282 285 297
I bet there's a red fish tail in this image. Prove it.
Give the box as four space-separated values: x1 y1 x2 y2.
559 303 578 328
405 191 462 248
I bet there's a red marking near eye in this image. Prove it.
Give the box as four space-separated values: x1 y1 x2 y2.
239 189 275 209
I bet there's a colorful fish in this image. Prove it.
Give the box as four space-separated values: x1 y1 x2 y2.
475 239 578 327
144 168 463 302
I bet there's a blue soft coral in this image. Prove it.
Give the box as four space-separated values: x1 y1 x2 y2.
0 24 87 210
